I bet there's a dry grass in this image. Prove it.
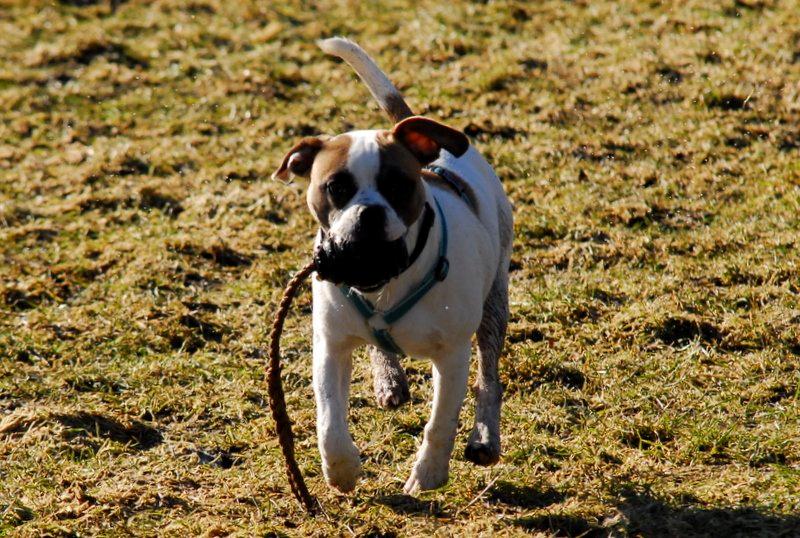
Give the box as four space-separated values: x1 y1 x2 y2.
2 0 800 536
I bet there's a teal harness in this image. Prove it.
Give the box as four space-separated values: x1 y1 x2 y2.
339 197 449 356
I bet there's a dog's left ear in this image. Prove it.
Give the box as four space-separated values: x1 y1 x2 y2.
392 116 469 165
272 136 328 181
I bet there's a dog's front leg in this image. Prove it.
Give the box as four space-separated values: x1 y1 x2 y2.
404 343 471 494
313 337 361 493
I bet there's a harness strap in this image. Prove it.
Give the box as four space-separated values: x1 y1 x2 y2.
425 165 474 208
340 197 449 356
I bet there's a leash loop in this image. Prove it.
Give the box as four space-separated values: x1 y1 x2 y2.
267 260 319 515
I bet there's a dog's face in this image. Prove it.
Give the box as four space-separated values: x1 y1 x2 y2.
273 117 469 290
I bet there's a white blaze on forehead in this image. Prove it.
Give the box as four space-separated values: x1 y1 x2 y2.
326 130 408 243
346 130 381 185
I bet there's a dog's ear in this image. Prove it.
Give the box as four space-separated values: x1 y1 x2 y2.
391 116 469 165
272 137 328 181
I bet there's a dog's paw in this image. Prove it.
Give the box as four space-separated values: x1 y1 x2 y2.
322 446 361 493
374 373 410 409
403 458 449 494
464 431 501 466
464 440 500 466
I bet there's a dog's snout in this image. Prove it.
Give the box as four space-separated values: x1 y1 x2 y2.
354 205 386 242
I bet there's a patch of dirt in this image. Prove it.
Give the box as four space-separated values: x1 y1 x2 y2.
78 193 134 213
53 412 162 449
519 58 548 71
463 120 524 140
0 409 162 450
603 201 707 230
652 316 723 347
705 92 750 111
507 324 545 344
620 423 674 448
488 481 565 509
139 187 184 217
157 309 227 353
28 38 148 68
512 513 608 537
506 361 586 392
655 66 684 84
195 445 244 469
169 241 252 267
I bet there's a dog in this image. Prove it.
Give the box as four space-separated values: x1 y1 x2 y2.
272 37 513 494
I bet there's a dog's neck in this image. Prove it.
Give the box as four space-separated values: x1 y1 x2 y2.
359 182 441 307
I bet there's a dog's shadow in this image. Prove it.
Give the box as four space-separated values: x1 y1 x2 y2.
510 486 800 537
373 481 561 518
377 482 800 536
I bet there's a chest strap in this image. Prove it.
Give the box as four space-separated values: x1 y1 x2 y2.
340 197 449 356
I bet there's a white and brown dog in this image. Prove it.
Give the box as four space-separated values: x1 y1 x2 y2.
273 38 513 494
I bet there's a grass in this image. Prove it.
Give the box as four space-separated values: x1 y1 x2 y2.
1 0 800 536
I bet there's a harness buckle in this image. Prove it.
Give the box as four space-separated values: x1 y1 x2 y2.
366 313 389 331
435 256 449 281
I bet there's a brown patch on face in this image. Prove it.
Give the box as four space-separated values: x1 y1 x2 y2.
305 135 352 229
376 131 426 226
272 137 326 181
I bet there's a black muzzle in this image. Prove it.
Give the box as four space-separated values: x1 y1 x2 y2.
314 231 409 291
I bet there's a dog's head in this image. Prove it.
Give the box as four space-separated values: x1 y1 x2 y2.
273 117 469 290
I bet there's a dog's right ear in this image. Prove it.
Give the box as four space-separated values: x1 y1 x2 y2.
272 137 327 181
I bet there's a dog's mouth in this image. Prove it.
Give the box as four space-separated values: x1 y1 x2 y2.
313 232 409 291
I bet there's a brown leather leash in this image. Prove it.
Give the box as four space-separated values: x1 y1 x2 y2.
267 260 319 515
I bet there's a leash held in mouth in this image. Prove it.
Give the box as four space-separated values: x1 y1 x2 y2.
267 260 319 515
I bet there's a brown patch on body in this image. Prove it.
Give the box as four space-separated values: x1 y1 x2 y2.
421 169 479 214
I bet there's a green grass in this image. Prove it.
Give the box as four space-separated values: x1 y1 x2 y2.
2 0 800 536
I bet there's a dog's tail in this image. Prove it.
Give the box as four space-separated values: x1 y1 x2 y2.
318 37 413 123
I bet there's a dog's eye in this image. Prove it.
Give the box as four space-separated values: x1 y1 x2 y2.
377 172 413 208
325 173 357 207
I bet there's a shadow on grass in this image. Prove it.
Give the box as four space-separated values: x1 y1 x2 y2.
512 513 607 537
374 494 447 517
488 480 565 509
507 486 800 537
615 489 800 538
53 411 163 449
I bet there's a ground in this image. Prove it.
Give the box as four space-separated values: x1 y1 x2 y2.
1 0 799 536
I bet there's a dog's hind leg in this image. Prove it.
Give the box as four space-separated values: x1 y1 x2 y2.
464 271 508 466
369 346 410 409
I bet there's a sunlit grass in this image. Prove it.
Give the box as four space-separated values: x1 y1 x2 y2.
1 0 799 535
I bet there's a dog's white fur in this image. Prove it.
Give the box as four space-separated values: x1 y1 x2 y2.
308 38 513 494
318 38 403 117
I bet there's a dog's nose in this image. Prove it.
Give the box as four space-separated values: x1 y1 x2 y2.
354 205 386 242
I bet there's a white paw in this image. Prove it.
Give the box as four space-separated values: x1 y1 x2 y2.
403 456 449 494
322 444 361 493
